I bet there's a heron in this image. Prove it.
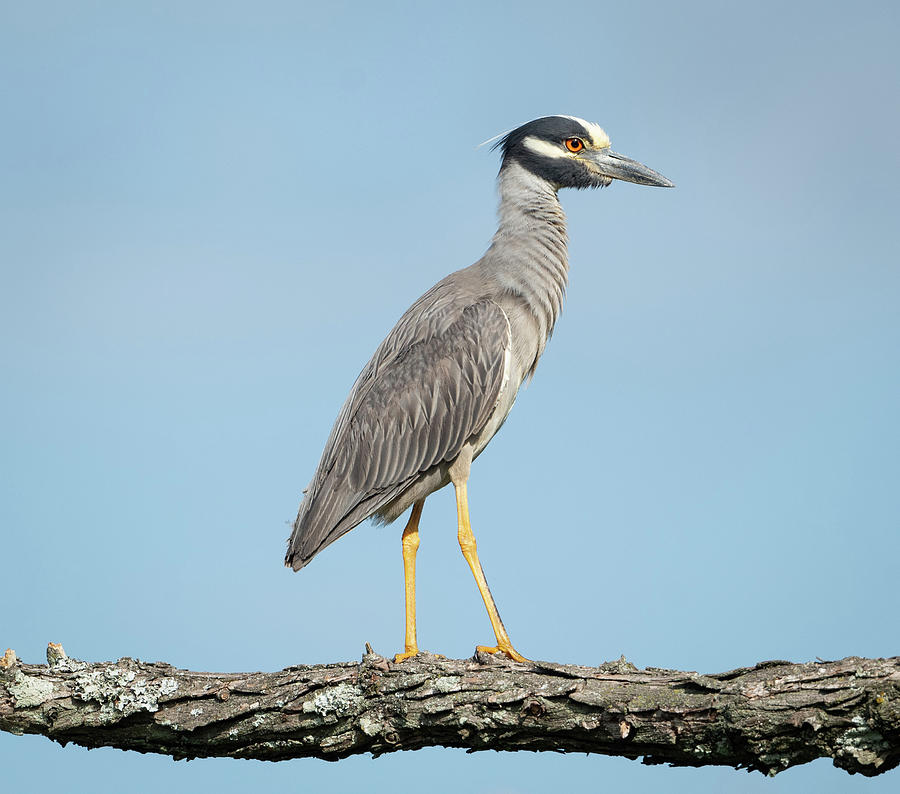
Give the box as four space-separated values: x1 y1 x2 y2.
286 115 673 663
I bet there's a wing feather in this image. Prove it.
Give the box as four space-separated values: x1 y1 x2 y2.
287 294 511 569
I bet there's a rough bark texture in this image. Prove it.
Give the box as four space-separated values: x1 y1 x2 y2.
1 645 898 777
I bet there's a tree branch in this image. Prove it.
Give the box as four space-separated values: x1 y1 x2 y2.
1 645 898 776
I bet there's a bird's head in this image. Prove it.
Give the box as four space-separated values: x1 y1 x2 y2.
494 115 673 190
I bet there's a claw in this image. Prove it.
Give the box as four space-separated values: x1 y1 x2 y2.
476 643 529 663
394 648 418 663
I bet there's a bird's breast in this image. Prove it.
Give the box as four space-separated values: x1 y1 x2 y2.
468 303 536 461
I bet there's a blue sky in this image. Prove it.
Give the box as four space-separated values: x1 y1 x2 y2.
2 1 898 791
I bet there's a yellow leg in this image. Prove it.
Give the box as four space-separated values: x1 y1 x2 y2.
394 500 424 663
454 480 528 663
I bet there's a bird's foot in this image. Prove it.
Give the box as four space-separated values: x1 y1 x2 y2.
394 647 419 663
394 648 447 663
476 643 529 663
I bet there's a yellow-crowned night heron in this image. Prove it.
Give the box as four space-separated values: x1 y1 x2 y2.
286 116 673 662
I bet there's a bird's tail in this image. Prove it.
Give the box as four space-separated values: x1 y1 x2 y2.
285 493 315 571
285 485 342 571
285 478 388 571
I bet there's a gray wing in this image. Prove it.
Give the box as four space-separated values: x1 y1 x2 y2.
286 289 510 570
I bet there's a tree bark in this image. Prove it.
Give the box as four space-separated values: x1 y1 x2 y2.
1 645 898 777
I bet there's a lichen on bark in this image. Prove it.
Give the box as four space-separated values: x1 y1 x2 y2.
1 644 898 776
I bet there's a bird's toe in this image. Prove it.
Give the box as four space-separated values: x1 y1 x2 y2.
476 643 529 663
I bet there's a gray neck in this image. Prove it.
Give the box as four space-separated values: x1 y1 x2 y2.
478 161 569 353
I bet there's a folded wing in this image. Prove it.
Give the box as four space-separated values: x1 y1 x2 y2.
286 296 510 570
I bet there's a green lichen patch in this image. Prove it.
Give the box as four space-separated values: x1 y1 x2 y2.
8 671 55 709
74 663 179 719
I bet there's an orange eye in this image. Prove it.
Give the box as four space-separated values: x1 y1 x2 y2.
564 137 584 153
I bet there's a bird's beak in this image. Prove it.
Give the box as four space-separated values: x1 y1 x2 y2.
586 148 674 187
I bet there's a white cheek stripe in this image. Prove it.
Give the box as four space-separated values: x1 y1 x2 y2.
522 135 569 159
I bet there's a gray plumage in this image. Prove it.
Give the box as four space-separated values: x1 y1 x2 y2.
286 115 672 572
